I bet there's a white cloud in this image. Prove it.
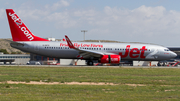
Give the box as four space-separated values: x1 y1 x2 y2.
16 9 49 20
54 5 180 45
44 11 77 28
47 0 70 11
9 0 71 22
92 5 180 38
42 5 180 42
60 0 70 7
74 9 97 17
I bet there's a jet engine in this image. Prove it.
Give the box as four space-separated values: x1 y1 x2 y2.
100 55 120 64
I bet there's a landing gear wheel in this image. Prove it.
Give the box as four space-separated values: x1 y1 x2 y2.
87 61 94 66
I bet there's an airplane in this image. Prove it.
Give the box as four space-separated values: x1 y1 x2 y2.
6 9 177 65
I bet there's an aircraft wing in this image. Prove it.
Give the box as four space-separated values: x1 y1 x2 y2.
65 35 104 59
76 48 104 58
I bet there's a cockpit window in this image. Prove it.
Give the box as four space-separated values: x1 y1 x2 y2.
164 49 170 51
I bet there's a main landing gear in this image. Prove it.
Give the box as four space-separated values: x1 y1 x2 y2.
87 60 94 66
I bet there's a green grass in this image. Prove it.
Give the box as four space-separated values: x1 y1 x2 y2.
1 84 180 101
0 66 180 100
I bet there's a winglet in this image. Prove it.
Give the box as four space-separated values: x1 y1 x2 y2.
65 35 76 49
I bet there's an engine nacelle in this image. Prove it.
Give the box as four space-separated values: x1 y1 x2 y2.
100 55 120 64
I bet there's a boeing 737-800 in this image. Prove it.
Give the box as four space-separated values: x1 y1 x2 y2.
6 9 177 65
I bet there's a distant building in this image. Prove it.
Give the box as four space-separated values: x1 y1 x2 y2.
48 38 56 41
0 52 30 65
30 53 86 65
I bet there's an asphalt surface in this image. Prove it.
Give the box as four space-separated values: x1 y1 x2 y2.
1 65 180 68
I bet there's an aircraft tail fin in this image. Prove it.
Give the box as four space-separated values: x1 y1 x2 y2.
6 9 49 41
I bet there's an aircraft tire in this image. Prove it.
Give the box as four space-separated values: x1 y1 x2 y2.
87 61 94 66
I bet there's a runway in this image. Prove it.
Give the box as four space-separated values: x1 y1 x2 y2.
1 65 180 68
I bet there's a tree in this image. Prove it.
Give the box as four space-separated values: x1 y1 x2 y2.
11 51 22 54
11 52 16 54
0 49 9 54
16 51 22 54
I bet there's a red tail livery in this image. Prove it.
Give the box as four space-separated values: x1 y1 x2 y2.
6 9 49 41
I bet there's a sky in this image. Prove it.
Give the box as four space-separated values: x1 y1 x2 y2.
0 0 180 46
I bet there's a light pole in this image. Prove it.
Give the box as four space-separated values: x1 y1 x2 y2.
81 30 88 41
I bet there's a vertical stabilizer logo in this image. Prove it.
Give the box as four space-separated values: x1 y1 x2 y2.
9 12 34 41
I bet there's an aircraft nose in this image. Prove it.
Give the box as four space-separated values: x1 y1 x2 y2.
170 52 177 58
